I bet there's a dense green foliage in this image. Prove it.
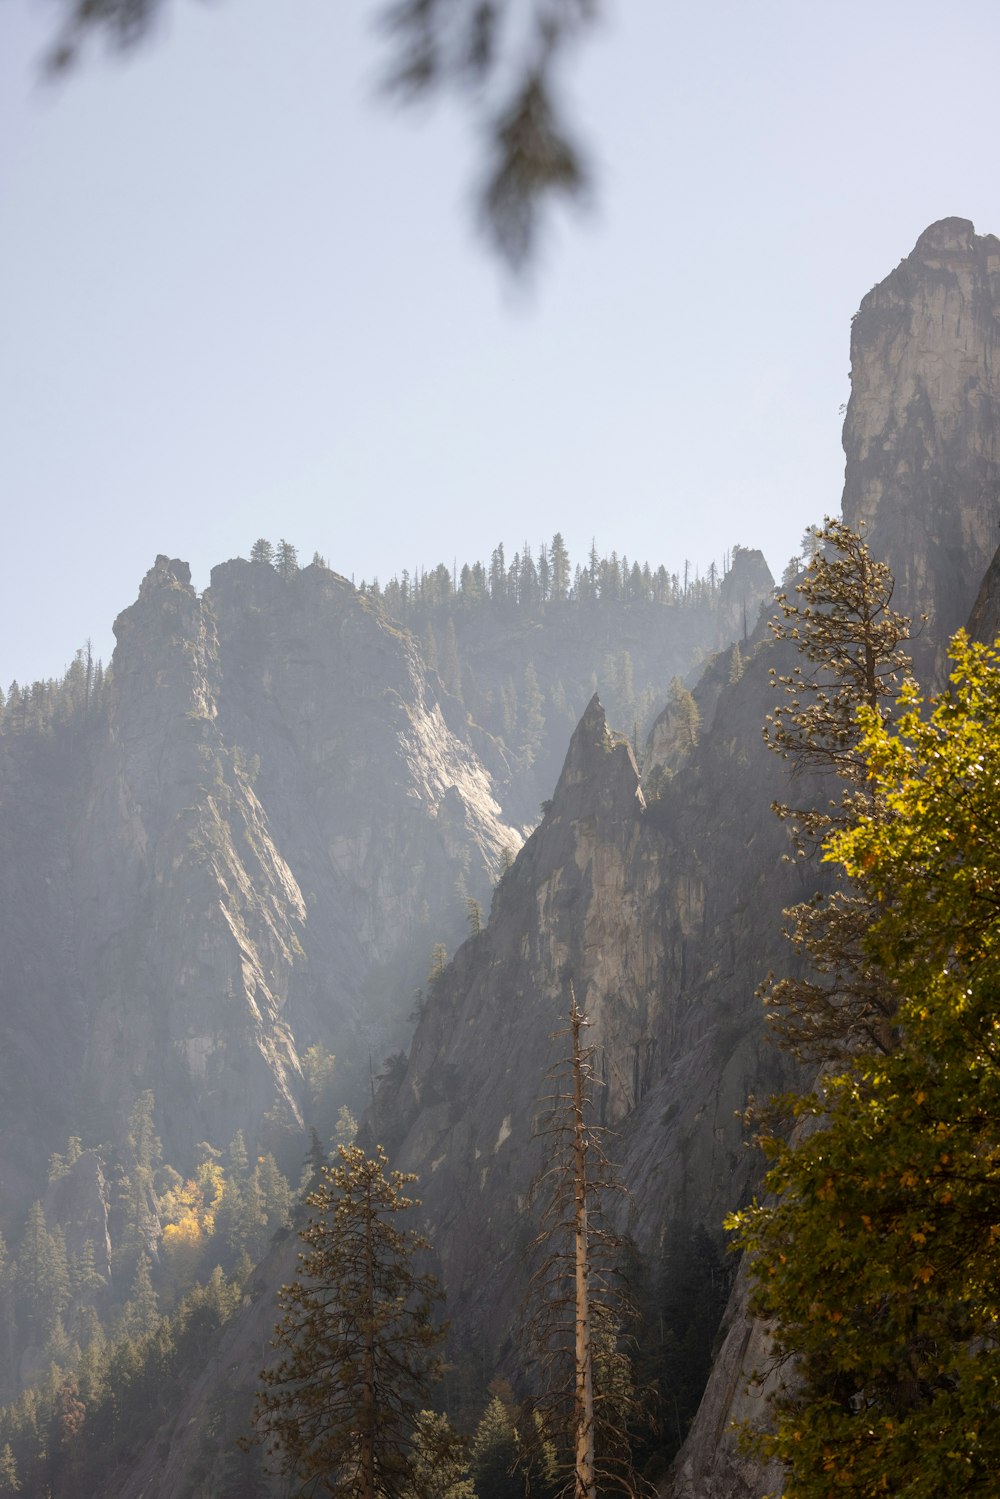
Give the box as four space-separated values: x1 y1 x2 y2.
732 632 1000 1495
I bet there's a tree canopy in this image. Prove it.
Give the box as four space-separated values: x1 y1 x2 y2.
731 631 1000 1496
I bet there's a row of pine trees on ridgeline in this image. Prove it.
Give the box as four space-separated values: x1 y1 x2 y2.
0 644 108 740
361 535 731 614
246 533 764 809
3 535 758 820
248 532 740 610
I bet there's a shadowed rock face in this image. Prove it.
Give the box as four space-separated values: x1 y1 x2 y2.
371 657 803 1374
842 217 1000 669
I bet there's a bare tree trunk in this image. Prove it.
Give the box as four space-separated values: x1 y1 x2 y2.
570 995 596 1499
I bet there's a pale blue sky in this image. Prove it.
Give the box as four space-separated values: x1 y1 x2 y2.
3 0 999 687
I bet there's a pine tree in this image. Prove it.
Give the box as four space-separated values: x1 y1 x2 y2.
469 1390 520 1499
14 1202 70 1343
120 1252 159 1341
400 1410 475 1499
549 533 570 602
250 538 275 565
761 517 912 1061
252 1145 447 1497
276 538 299 579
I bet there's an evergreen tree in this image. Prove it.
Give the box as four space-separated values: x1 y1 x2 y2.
401 1410 475 1499
549 533 570 601
227 1129 250 1179
250 538 275 565
255 1152 292 1234
489 543 507 603
334 1105 359 1150
252 1145 447 1497
14 1202 70 1343
761 516 913 1061
120 1252 159 1341
469 1390 520 1499
68 1237 106 1299
276 538 300 579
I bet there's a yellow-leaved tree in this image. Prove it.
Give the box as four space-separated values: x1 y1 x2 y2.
731 631 1000 1496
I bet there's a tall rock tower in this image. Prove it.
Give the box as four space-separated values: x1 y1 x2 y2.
842 217 1000 657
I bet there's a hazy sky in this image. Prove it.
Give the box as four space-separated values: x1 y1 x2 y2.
3 0 999 687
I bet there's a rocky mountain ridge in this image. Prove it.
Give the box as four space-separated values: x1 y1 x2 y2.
0 552 524 1215
2 217 998 1497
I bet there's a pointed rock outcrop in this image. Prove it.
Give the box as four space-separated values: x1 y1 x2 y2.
842 217 1000 661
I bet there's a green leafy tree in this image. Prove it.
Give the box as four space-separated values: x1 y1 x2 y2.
250 538 275 565
252 1144 447 1498
731 631 1000 1496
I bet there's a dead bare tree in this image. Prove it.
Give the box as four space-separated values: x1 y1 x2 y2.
524 983 650 1498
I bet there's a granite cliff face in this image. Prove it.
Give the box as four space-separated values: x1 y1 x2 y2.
0 555 522 1196
669 219 1000 1497
93 660 806 1498
371 654 805 1436
360 219 1000 1499
842 216 1000 661
4 218 999 1496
